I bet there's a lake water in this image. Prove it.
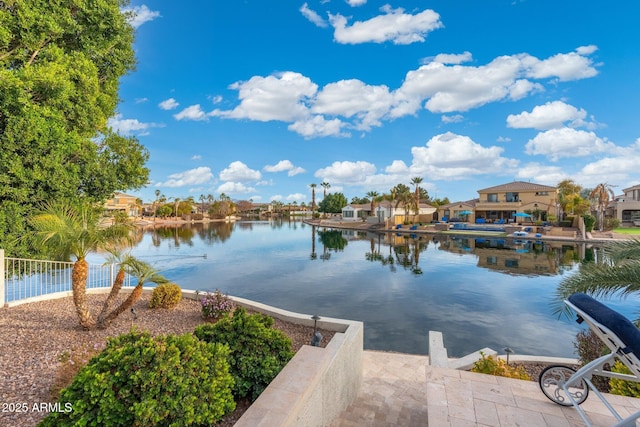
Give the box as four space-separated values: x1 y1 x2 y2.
104 219 639 359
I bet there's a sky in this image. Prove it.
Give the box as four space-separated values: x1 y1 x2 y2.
110 0 640 206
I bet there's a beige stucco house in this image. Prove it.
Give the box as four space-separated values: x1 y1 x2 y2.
613 184 640 226
104 192 140 217
437 181 559 223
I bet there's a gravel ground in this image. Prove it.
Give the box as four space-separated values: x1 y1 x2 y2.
0 294 334 427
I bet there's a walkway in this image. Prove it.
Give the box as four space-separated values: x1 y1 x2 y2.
332 351 640 427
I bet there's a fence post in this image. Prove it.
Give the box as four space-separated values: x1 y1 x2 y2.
0 249 5 307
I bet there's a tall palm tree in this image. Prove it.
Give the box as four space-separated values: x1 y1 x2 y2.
154 189 161 222
173 197 180 218
28 200 133 329
309 183 317 215
321 182 331 218
366 191 379 218
411 177 423 222
554 239 640 320
590 183 615 231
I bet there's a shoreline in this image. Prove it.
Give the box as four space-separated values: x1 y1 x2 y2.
302 217 632 245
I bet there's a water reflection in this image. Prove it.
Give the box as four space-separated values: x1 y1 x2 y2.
119 220 637 358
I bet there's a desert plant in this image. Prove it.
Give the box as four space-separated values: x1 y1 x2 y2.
194 307 294 401
609 361 640 397
471 352 530 380
200 289 235 320
573 329 610 392
39 329 235 427
149 283 182 309
582 214 596 232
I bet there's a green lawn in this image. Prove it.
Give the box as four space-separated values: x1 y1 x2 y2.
613 228 640 235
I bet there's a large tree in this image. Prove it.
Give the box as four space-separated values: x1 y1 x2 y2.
0 0 149 257
589 183 616 231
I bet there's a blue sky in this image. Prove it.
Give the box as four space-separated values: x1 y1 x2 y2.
111 1 640 205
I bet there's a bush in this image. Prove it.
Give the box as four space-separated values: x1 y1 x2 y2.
471 352 530 380
200 289 235 320
609 361 640 397
39 330 235 427
194 307 294 401
604 217 620 230
149 283 182 309
582 214 596 232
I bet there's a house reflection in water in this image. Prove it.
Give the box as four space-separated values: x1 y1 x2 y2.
434 235 588 276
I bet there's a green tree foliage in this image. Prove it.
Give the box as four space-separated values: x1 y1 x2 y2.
554 239 640 321
194 308 294 401
39 330 236 426
0 1 149 257
318 192 348 213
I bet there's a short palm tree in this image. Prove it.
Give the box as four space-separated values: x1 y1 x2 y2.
554 239 640 319
366 191 379 217
28 200 158 330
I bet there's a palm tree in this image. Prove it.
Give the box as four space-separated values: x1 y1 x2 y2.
321 182 331 218
366 191 379 218
590 183 615 231
28 200 133 329
154 189 161 222
411 177 423 222
321 181 331 198
173 197 180 218
554 239 640 320
309 183 317 216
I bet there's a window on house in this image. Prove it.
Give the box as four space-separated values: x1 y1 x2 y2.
487 193 498 202
344 210 354 218
505 192 519 202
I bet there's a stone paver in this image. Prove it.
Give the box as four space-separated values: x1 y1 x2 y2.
332 351 640 427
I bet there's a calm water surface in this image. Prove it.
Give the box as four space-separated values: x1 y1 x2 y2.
108 220 639 358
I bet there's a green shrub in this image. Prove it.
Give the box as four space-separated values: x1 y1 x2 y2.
194 307 294 401
39 330 235 427
582 214 596 232
604 217 620 230
609 361 640 397
471 352 530 380
149 283 182 309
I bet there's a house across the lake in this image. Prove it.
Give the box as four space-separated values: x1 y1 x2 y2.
104 192 140 217
341 201 436 224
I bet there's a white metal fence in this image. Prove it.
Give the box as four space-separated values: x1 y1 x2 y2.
1 249 129 305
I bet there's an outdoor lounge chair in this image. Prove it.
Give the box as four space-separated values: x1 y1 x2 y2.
539 293 640 427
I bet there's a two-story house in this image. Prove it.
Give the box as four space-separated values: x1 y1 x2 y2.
474 181 558 223
104 192 140 217
614 184 640 226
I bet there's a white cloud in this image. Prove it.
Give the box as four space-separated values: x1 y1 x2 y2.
208 47 600 138
135 98 148 104
329 6 443 45
216 182 256 194
122 5 160 29
191 154 202 160
289 115 348 138
313 79 393 130
431 52 473 65
263 160 306 176
407 132 519 179
157 167 214 188
212 72 317 122
507 101 588 130
107 114 161 136
315 160 377 184
525 128 615 161
300 3 327 28
159 98 179 110
219 161 262 182
286 193 306 202
441 114 463 124
524 46 599 81
514 163 568 186
174 104 208 121
347 0 367 6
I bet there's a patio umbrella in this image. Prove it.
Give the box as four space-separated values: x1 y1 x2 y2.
459 210 473 215
513 212 531 217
